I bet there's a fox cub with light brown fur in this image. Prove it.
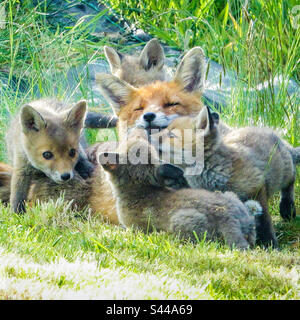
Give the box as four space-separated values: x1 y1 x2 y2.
6 98 94 213
153 106 300 247
99 138 262 250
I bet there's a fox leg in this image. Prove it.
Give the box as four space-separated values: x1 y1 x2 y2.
218 220 251 250
254 187 278 248
10 168 32 213
280 181 296 220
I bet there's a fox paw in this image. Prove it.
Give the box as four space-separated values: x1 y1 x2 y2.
75 158 95 179
156 164 189 190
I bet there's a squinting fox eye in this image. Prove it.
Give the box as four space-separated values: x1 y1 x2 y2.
164 102 180 108
43 151 54 160
69 148 76 158
134 107 143 111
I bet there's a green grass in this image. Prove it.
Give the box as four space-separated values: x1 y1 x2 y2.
0 198 300 300
0 0 299 300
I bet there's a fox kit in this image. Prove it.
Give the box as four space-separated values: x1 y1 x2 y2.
153 106 300 247
6 98 93 213
98 139 262 249
96 46 231 139
85 38 170 129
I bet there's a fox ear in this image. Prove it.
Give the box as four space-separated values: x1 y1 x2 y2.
174 47 206 94
104 46 123 72
96 73 134 113
65 100 87 130
98 152 121 172
139 38 164 70
20 104 47 133
196 106 218 133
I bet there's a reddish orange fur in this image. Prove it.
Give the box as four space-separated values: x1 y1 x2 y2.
117 81 203 136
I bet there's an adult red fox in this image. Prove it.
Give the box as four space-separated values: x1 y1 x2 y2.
96 47 230 140
85 38 170 129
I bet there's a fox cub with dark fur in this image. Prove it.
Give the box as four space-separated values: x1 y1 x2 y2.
98 138 263 250
152 106 300 247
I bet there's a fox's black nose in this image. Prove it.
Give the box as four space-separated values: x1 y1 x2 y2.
61 173 71 181
143 112 156 122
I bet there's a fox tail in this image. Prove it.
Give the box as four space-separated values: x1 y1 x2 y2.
84 112 118 129
244 200 263 216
